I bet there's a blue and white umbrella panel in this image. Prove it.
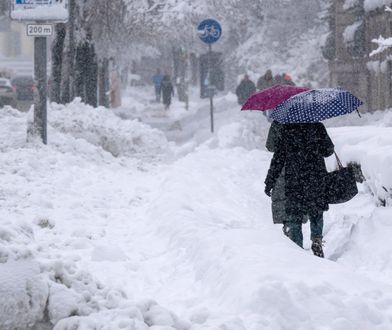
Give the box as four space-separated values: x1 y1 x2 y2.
271 88 363 123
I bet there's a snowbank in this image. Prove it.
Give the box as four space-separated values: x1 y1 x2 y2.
0 220 193 329
0 101 191 329
329 126 392 205
49 99 169 159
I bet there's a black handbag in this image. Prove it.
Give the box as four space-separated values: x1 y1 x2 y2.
324 152 358 204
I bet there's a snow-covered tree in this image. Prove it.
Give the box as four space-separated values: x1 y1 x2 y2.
371 6 392 56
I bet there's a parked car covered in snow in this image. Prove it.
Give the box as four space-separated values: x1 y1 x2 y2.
11 76 36 102
0 78 17 108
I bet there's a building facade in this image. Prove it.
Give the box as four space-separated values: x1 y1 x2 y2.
323 0 392 112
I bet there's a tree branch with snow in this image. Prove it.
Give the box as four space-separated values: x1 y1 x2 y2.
371 35 392 56
370 6 392 56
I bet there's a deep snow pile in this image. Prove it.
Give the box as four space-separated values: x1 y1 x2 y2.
1 91 392 329
49 98 169 159
0 102 191 329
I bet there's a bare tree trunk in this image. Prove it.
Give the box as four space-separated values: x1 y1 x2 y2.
61 0 76 103
86 44 98 107
51 23 66 103
74 42 87 101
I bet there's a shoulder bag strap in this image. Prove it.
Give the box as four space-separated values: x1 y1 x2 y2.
334 151 343 170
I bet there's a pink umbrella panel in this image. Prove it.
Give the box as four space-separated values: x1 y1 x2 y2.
241 84 310 112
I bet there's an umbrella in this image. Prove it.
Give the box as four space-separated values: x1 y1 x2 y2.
271 87 363 123
241 85 309 111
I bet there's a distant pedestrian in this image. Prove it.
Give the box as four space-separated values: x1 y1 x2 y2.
160 75 174 110
282 73 295 86
274 74 284 85
152 69 163 102
264 123 334 258
235 74 256 105
257 69 275 91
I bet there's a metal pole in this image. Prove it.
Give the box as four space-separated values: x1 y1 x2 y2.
34 36 48 144
208 43 214 133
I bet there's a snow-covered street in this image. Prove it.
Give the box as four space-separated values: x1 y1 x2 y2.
1 87 392 329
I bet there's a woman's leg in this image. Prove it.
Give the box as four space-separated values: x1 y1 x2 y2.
284 211 304 248
309 209 324 257
309 209 323 241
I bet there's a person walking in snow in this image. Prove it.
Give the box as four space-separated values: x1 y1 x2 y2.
264 123 334 257
266 121 308 235
257 69 275 91
282 73 295 86
160 74 174 110
235 74 256 105
152 69 163 102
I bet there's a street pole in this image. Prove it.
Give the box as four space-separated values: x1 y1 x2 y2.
208 43 214 133
34 36 48 144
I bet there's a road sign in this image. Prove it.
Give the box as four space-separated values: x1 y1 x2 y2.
10 0 69 22
26 24 52 36
197 19 222 44
197 19 223 133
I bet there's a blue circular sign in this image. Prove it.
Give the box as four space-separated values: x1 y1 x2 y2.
197 19 222 44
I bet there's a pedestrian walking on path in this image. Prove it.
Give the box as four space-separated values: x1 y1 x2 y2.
152 69 163 102
257 69 275 91
160 75 174 110
235 74 256 106
264 123 334 257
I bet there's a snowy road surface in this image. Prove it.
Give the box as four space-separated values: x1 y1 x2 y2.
1 88 392 329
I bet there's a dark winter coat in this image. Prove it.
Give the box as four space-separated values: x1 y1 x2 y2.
161 77 174 106
257 70 275 91
266 121 306 224
265 123 334 215
266 121 286 224
235 79 256 105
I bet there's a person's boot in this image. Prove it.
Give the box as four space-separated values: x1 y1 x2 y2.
311 238 324 258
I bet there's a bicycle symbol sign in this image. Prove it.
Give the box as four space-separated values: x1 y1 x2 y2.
197 19 222 44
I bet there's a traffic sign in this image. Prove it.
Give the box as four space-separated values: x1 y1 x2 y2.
10 0 69 22
197 19 222 44
26 24 53 36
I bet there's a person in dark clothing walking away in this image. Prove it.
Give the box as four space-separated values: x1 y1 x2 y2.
152 69 163 102
160 75 174 110
264 123 334 257
257 69 275 91
235 74 256 105
266 121 307 233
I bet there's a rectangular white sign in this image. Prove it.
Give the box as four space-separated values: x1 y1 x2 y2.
11 0 69 22
26 24 53 36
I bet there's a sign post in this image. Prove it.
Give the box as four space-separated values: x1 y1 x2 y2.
197 19 222 133
34 36 47 144
10 0 69 144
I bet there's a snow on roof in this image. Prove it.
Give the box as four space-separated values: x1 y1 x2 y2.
364 0 391 12
343 21 362 43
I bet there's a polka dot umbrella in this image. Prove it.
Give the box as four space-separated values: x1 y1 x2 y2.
270 88 363 123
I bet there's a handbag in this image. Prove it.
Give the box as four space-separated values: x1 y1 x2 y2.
324 152 358 204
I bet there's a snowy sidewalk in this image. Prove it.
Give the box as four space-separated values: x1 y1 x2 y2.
1 93 392 329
